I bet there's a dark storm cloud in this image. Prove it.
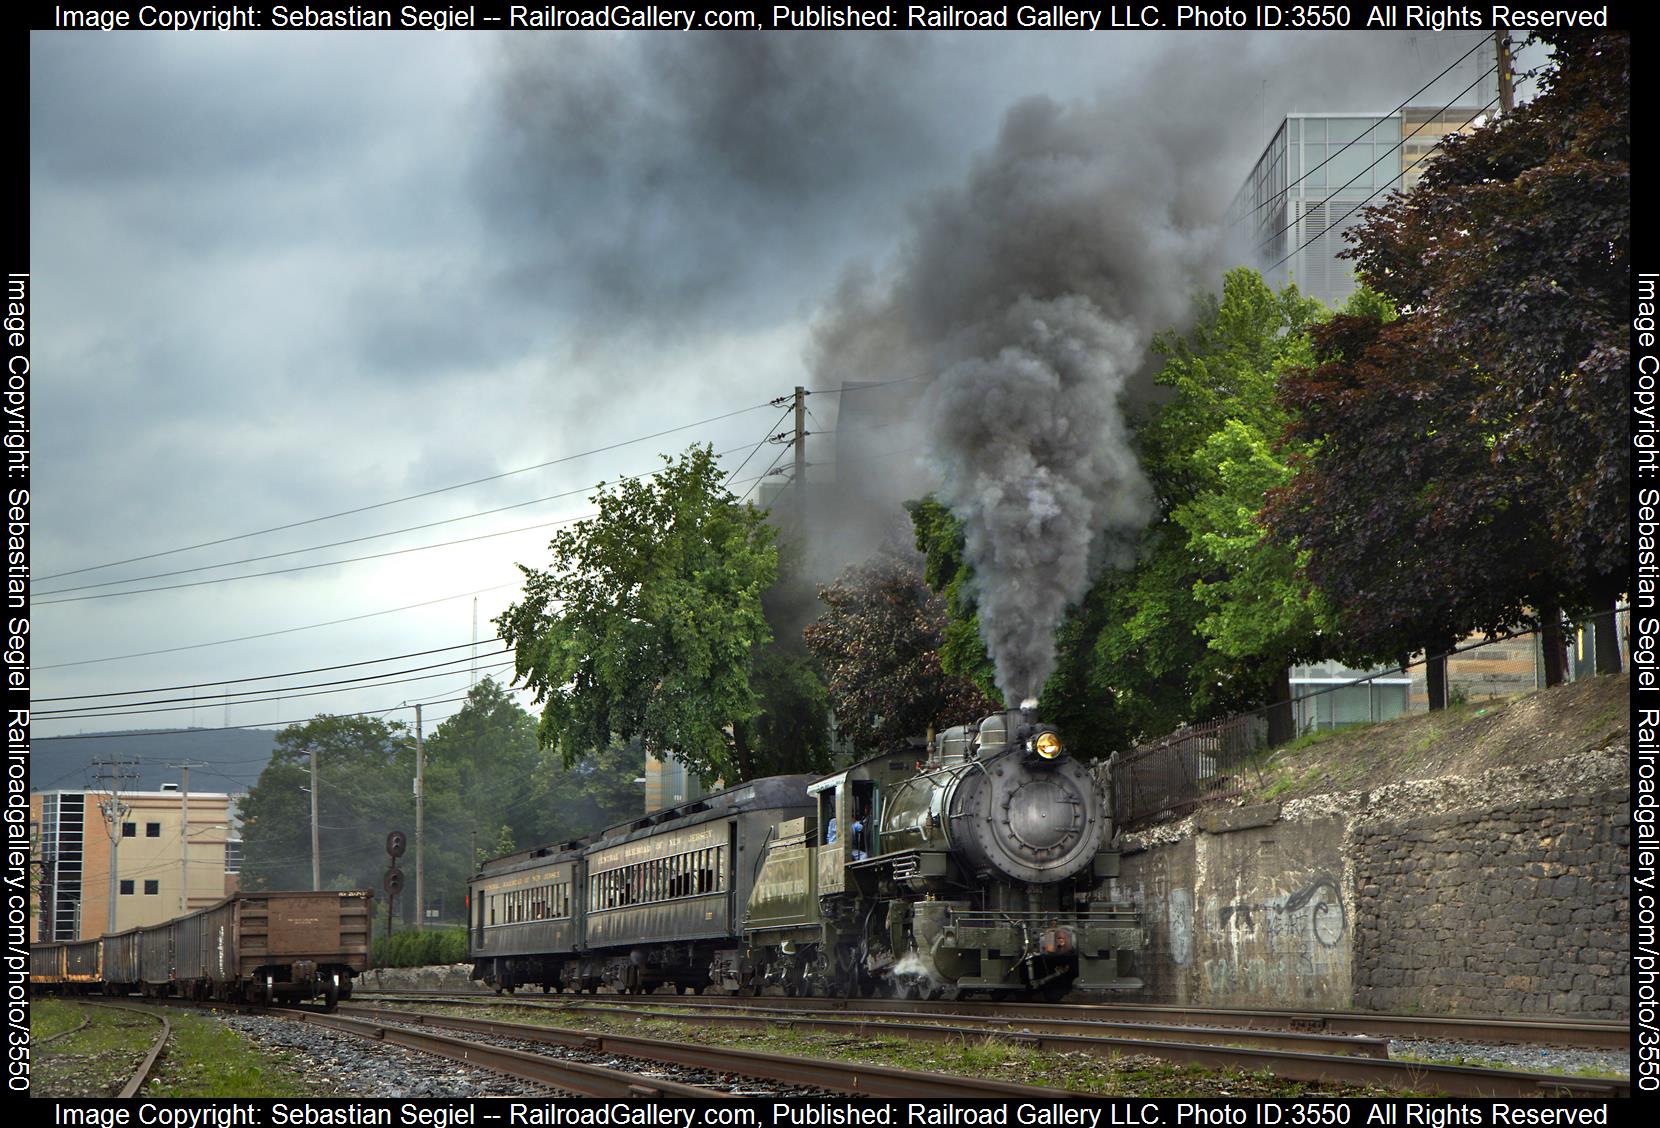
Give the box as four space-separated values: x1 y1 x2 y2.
29 29 1504 731
476 33 951 331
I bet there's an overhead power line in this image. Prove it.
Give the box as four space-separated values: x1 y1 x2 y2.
38 440 766 599
33 637 506 704
35 460 805 605
723 409 793 490
1268 93 1501 275
34 649 509 716
33 688 488 742
36 661 516 722
804 374 927 396
736 441 795 507
39 399 778 583
1235 34 1491 231
35 584 522 671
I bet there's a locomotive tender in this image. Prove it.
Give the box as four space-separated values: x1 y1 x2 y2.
470 707 1142 998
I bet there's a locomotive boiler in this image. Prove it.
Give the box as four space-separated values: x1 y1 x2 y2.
727 705 1142 999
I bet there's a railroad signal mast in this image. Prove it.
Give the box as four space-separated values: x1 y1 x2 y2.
385 830 408 948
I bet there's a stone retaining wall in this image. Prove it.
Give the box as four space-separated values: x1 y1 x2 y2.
1113 747 1629 1019
1352 789 1629 1018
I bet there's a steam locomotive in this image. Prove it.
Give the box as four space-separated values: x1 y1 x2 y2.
468 706 1142 999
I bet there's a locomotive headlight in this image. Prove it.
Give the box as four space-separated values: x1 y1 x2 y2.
1034 731 1063 760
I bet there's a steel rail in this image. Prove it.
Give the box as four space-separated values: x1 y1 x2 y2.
1040 1002 1633 1051
361 988 1630 1050
281 1008 729 1098
340 1004 1098 1099
351 997 1629 1098
81 1000 172 1098
369 995 1392 1059
34 1015 92 1045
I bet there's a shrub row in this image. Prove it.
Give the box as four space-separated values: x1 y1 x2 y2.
372 926 468 967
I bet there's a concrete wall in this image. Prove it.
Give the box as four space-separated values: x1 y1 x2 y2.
1114 748 1628 1018
1120 808 1352 1008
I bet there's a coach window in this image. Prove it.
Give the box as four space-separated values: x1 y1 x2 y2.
820 787 838 845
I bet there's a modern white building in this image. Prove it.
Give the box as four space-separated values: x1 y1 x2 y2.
1227 99 1498 308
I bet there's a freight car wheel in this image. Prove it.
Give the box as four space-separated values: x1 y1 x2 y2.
324 976 340 1012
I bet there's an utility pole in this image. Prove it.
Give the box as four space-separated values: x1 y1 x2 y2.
415 703 425 930
168 761 207 915
1494 31 1515 113
91 758 137 937
793 385 807 526
310 747 320 891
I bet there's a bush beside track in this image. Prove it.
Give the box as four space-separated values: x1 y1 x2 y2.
373 928 467 968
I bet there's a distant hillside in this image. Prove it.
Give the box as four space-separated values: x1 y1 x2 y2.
31 728 278 795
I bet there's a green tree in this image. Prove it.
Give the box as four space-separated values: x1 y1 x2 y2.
804 550 998 756
905 498 999 699
907 270 1342 748
1266 309 1579 693
1340 29 1628 673
237 714 413 904
498 445 786 784
419 678 549 920
1089 270 1335 741
743 648 833 777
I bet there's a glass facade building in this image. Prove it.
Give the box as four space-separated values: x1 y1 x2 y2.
1228 102 1495 307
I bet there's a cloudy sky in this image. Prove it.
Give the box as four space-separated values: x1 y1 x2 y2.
30 28 1508 753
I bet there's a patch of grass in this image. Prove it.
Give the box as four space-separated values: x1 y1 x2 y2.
1394 1050 1626 1081
30 1001 158 1097
1275 728 1349 756
28 999 84 1041
142 1007 337 1098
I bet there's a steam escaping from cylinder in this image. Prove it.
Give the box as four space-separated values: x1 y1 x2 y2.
811 92 1237 705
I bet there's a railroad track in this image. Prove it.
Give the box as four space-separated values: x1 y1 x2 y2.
360 988 1629 1049
364 994 1396 1059
354 992 1629 1098
137 996 1085 1098
334 1003 1121 1098
80 1000 172 1098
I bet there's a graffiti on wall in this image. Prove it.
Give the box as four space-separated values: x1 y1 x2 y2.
1218 875 1346 947
1167 888 1194 966
1203 873 1348 1002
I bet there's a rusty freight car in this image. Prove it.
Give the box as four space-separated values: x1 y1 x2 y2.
30 890 372 1010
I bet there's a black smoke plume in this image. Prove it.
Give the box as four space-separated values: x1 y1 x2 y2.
810 91 1243 703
